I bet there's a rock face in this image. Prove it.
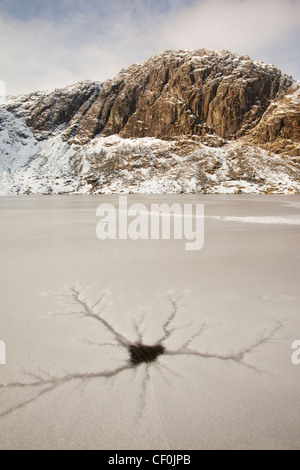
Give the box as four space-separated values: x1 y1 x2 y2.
99 49 292 142
0 48 299 195
4 49 294 144
250 83 300 156
5 81 102 140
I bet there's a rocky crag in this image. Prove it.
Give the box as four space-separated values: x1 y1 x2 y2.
0 49 299 195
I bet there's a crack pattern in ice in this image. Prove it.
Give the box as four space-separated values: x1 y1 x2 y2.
0 287 284 418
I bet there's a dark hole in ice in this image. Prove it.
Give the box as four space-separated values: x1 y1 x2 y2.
129 343 165 366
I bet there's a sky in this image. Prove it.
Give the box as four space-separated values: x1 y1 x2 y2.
0 0 299 96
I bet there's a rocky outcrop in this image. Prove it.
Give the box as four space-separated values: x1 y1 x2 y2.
67 49 293 143
1 48 299 197
249 83 300 156
5 81 102 140
4 49 294 145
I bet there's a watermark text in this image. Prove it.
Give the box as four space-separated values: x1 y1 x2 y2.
108 454 191 467
292 340 300 365
96 197 204 251
0 340 6 365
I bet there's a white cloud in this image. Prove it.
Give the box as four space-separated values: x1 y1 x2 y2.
159 0 300 56
0 0 299 96
0 16 128 95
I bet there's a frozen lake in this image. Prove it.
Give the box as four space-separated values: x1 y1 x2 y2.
0 195 300 450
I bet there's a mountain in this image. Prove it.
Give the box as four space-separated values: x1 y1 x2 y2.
0 49 299 195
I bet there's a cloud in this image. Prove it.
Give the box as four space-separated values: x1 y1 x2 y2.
0 15 129 95
157 0 300 77
160 0 300 53
0 0 299 96
0 0 182 95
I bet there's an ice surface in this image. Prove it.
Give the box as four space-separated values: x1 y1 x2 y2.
0 195 299 450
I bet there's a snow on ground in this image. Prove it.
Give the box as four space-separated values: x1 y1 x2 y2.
206 215 300 225
0 108 299 195
0 109 38 173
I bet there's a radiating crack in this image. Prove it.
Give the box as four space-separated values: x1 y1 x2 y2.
0 364 133 419
0 287 285 419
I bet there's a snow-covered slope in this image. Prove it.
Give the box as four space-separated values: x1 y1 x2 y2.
0 108 77 195
0 107 299 195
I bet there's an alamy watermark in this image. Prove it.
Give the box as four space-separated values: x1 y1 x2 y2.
0 340 6 365
96 196 204 251
0 80 6 105
292 340 300 366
